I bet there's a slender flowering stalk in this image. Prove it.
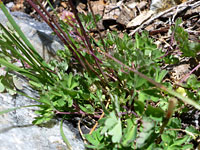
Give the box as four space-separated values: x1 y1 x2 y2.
61 13 103 63
68 0 108 82
101 51 200 110
55 110 101 118
27 0 88 71
179 63 200 84
29 0 106 83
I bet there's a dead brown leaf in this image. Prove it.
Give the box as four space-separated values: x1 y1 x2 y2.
127 10 154 28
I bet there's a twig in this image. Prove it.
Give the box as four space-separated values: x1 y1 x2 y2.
55 110 101 118
89 99 111 134
78 117 87 144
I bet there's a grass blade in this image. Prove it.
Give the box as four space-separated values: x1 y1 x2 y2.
0 105 41 115
103 52 200 110
0 2 54 84
0 1 42 61
60 116 72 150
0 58 42 83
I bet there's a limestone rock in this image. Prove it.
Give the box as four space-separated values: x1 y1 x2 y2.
0 8 85 150
0 10 64 62
0 80 85 150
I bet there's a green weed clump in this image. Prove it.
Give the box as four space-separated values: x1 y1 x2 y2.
0 0 200 149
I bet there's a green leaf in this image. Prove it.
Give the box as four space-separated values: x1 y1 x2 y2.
0 80 5 92
101 112 117 134
172 136 189 146
186 126 199 135
39 95 52 106
173 18 200 57
110 94 120 115
161 134 172 144
33 108 54 125
32 116 48 125
85 135 99 147
145 105 164 121
85 128 105 149
136 117 157 149
122 118 137 147
138 91 148 102
168 145 182 149
134 100 145 115
101 111 122 143
138 89 162 102
79 104 94 114
65 95 73 107
57 98 67 107
64 88 78 97
108 118 122 143
134 75 147 88
181 144 194 149
155 69 168 83
67 73 73 88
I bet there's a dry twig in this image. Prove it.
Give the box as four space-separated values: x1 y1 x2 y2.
129 0 200 36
